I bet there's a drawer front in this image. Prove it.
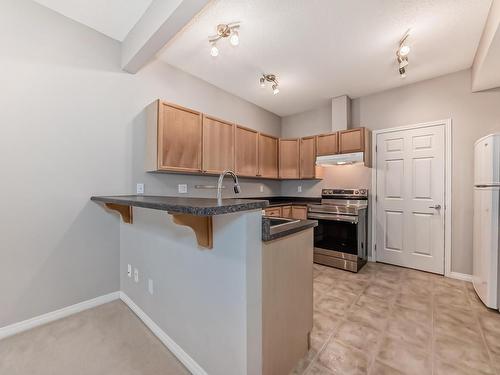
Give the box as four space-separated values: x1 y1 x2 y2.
265 207 282 217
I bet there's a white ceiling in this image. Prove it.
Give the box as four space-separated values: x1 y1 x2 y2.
33 0 153 41
158 0 492 117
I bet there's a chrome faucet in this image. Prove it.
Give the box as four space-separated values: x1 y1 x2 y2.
217 170 241 204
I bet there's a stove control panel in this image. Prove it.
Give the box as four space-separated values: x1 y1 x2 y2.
321 189 368 198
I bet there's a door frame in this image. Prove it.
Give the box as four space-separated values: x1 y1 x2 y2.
370 119 452 277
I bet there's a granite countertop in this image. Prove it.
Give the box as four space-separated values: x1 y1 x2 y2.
91 195 268 216
262 217 318 241
251 196 321 207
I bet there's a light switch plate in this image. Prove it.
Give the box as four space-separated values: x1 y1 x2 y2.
133 268 139 283
178 184 188 194
298 186 302 193
136 183 144 195
127 264 132 278
260 185 264 193
148 279 154 295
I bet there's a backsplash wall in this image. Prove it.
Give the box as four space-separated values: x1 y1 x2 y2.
280 164 371 197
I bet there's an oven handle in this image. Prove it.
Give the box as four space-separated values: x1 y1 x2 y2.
307 213 358 223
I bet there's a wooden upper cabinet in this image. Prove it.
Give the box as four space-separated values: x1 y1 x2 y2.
258 133 279 178
339 128 365 153
279 139 300 179
202 116 235 174
300 136 316 179
235 126 259 177
150 100 202 172
338 127 372 166
316 133 338 156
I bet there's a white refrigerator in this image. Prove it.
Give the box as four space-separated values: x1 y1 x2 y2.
473 133 500 309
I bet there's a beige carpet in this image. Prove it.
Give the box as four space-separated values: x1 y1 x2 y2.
0 300 189 375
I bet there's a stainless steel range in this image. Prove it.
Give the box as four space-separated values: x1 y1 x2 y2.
308 189 368 272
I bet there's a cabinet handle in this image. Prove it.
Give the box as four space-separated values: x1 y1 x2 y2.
429 205 441 209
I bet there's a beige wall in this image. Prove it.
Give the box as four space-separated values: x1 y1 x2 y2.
0 0 280 329
352 69 500 275
281 103 332 138
281 69 500 275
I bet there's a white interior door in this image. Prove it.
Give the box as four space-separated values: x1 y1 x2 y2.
375 124 445 274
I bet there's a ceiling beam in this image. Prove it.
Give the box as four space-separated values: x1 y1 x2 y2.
121 0 212 74
472 0 500 92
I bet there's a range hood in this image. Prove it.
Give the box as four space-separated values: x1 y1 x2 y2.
315 95 365 166
316 152 364 166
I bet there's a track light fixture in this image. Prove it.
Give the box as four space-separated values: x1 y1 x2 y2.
208 22 240 57
259 74 280 95
396 30 411 78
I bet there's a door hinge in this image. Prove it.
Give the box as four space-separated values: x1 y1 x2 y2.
375 145 378 152
374 244 377 252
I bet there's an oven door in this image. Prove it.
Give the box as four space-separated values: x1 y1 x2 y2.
307 213 364 259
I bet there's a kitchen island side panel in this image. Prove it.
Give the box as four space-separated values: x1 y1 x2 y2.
119 208 263 375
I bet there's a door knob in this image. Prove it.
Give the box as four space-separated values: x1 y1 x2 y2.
429 204 441 209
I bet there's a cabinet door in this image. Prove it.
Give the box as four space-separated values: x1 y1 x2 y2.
291 206 308 220
258 133 279 178
157 102 202 172
339 128 364 153
202 116 235 173
300 136 316 179
235 126 259 176
282 206 292 218
265 207 282 217
316 133 338 156
279 139 300 179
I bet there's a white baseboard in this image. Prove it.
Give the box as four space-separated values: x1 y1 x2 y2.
0 291 120 340
119 292 207 375
448 272 473 282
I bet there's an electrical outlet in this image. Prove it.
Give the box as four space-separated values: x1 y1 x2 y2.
148 278 154 295
298 185 302 193
260 185 264 193
136 183 144 194
127 264 132 278
178 184 188 194
134 268 139 283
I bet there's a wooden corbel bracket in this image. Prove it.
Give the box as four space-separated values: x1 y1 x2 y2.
104 203 133 224
170 213 213 249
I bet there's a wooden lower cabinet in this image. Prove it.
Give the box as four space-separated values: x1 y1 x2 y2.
202 115 235 174
292 206 308 220
262 229 313 374
281 205 292 218
279 139 300 179
265 205 307 220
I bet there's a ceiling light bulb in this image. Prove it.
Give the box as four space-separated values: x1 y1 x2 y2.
230 30 239 46
210 43 219 57
260 77 266 87
399 45 410 56
272 84 280 95
400 72 407 79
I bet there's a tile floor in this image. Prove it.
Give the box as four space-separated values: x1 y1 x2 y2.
293 262 500 375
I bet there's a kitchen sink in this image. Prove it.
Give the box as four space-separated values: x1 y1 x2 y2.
267 217 301 227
